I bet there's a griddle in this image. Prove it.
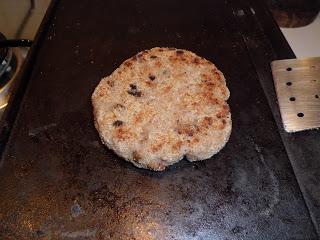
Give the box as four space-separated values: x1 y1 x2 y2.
0 0 319 239
0 33 8 65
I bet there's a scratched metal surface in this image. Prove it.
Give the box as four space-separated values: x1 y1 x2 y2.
0 0 317 239
272 57 320 132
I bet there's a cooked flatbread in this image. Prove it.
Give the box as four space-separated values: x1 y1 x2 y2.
92 47 231 171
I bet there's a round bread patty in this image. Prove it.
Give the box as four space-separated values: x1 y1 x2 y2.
92 47 231 171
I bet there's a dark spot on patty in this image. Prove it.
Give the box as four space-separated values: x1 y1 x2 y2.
132 151 141 161
128 90 142 97
163 70 169 75
176 124 198 137
193 57 200 64
106 80 114 87
150 55 157 59
113 120 123 127
128 84 142 97
130 84 137 90
176 50 184 55
149 74 156 81
114 103 125 109
124 61 132 67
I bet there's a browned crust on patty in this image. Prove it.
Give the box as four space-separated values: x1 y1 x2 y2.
92 47 231 171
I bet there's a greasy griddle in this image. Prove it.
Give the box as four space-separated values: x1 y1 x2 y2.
0 0 317 239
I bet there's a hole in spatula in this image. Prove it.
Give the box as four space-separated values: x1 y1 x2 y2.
289 97 296 101
297 113 304 117
315 94 319 99
286 82 292 86
286 67 292 71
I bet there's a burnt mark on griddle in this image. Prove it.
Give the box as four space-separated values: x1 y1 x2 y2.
113 120 123 127
88 185 118 211
231 226 245 234
36 230 46 237
127 84 142 97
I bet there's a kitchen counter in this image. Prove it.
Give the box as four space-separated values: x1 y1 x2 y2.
0 0 319 239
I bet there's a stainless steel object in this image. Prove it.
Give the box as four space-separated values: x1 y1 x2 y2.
271 57 320 132
0 48 23 115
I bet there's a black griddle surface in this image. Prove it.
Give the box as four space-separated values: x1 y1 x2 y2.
0 32 7 64
0 0 317 239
